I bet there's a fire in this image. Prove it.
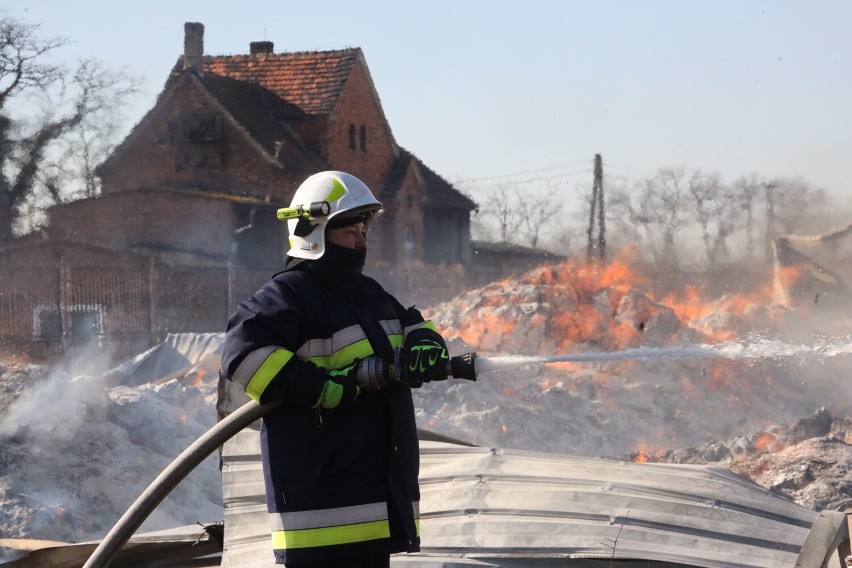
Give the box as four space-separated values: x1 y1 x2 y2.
752 432 779 452
442 251 798 356
432 252 807 429
632 442 662 463
655 270 795 342
191 370 206 387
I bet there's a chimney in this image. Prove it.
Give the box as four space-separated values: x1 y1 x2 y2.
183 22 205 72
250 41 274 56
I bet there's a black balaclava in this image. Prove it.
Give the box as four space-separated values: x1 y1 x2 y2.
316 240 367 273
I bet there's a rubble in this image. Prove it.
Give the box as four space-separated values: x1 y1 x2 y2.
1 257 851 547
656 408 852 511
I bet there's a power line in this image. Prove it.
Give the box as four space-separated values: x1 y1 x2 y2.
454 159 594 184
458 168 593 190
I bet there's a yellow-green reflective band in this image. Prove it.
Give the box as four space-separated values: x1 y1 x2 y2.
245 349 292 402
272 520 390 550
325 178 347 204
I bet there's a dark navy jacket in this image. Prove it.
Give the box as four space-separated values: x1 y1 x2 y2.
221 264 434 564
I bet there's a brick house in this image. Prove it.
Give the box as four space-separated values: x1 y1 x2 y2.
0 22 478 363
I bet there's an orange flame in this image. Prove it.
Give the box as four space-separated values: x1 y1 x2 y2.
632 441 666 463
192 370 206 387
753 432 779 452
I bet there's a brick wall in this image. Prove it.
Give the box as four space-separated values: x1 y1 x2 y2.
325 61 398 190
47 189 286 266
99 77 301 201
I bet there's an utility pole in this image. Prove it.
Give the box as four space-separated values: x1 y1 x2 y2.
765 181 776 262
586 153 606 260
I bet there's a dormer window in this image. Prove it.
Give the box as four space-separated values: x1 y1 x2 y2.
348 124 356 150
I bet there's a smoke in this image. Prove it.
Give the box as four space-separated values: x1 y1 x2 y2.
0 340 114 443
0 337 223 543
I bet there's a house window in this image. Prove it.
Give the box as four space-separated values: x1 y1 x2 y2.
70 305 103 338
359 125 367 152
33 306 62 338
348 124 356 150
184 112 224 143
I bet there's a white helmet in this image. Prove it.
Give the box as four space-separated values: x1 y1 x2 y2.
279 171 383 260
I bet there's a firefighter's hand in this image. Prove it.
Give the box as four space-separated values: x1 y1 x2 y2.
400 333 449 388
352 357 388 391
318 375 360 410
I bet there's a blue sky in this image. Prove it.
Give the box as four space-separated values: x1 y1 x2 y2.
6 0 852 201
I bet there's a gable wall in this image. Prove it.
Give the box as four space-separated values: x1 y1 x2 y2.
325 63 397 191
99 78 298 200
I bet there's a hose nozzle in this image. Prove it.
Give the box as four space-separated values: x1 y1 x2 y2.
447 352 478 381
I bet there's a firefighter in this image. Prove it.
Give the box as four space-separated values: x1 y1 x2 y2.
220 171 450 567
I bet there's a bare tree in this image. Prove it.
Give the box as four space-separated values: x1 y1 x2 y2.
0 15 140 234
732 174 763 259
517 183 563 250
709 181 743 263
686 170 720 265
686 170 744 267
607 184 655 259
472 183 517 244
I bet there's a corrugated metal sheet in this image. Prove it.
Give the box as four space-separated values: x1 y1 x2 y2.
220 429 828 568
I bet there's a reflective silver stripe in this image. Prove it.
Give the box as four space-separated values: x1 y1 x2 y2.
296 319 402 359
379 319 403 336
412 500 420 519
270 502 388 531
296 324 365 359
232 345 281 389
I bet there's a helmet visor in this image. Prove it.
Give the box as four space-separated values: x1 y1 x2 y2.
325 205 383 230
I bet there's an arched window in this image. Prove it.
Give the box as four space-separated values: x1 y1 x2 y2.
348 124 356 150
403 227 415 263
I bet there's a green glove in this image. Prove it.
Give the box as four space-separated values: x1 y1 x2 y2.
317 375 360 410
400 333 449 388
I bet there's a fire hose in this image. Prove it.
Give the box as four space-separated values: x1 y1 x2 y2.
83 344 728 567
82 351 477 568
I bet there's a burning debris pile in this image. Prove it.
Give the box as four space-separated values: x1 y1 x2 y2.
419 256 852 507
656 407 852 511
1 257 850 548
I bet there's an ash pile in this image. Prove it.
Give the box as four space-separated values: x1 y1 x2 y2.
1 258 851 547
0 336 226 546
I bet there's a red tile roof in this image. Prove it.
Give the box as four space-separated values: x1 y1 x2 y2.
173 49 362 115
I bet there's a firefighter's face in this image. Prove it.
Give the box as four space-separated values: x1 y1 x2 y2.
326 222 367 250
